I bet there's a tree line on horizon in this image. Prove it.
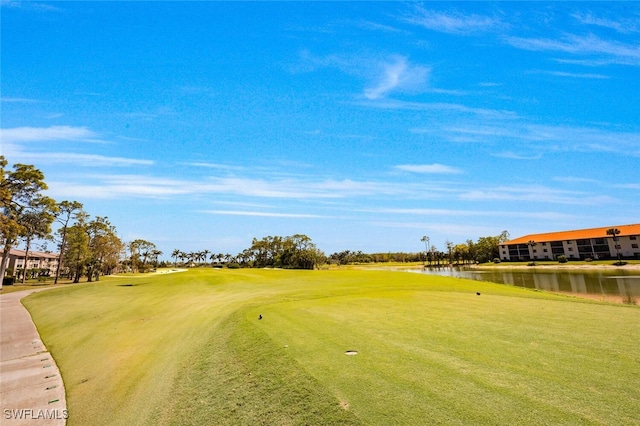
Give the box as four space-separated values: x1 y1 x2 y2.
168 230 510 271
171 234 324 270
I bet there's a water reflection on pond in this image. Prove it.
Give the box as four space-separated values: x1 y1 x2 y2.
407 267 640 303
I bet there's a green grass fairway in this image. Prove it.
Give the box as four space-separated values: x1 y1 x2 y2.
22 269 640 425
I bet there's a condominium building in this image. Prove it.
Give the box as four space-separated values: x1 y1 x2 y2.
499 224 640 262
4 249 60 276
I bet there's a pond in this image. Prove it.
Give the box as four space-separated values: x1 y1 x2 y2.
405 266 640 303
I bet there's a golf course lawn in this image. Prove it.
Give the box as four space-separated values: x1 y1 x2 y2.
22 268 640 425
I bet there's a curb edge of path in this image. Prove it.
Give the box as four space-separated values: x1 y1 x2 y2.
1 288 67 425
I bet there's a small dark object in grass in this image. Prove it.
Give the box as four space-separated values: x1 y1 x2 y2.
476 292 481 296
118 284 135 287
258 314 262 320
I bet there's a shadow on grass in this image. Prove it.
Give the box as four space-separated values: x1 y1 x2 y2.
154 309 362 425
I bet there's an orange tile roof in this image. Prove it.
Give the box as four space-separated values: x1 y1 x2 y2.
503 224 640 245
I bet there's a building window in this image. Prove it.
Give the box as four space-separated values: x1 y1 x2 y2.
630 236 637 240
543 249 548 252
632 244 638 249
615 245 621 249
542 242 547 246
568 247 573 251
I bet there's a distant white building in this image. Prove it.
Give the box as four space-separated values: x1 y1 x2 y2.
500 224 640 262
4 249 60 277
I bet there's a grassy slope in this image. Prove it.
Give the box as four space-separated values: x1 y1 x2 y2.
22 269 640 425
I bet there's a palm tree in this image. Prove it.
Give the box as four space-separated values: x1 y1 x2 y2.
171 249 180 266
606 228 622 264
527 240 537 265
421 236 430 266
445 240 454 265
187 252 196 267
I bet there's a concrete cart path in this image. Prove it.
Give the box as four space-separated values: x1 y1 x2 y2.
1 289 67 425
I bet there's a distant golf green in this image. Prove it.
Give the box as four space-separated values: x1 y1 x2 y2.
23 269 640 425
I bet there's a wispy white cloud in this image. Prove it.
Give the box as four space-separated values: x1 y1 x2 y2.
364 99 518 119
1 125 157 167
356 20 405 34
459 185 616 205
364 56 430 100
46 175 189 199
552 176 600 184
14 152 154 167
200 210 330 219
1 0 60 12
573 12 640 34
422 122 640 155
505 33 640 66
403 6 503 35
368 207 576 221
296 51 429 100
532 70 609 79
181 162 247 172
0 125 103 143
0 97 42 103
613 183 640 190
491 151 542 160
395 164 463 174
42 171 456 201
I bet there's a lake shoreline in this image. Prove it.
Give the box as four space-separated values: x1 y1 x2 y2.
471 263 640 271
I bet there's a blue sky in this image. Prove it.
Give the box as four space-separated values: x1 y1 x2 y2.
2 1 639 257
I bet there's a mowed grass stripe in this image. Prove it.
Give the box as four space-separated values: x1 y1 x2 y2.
254 289 640 424
153 308 361 425
22 269 640 425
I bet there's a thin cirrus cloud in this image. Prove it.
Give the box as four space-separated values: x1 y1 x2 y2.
363 56 430 100
365 99 518 119
1 125 154 167
458 185 616 205
0 97 42 103
0 125 103 143
491 151 543 160
505 33 640 66
395 163 463 174
296 51 429 100
416 122 640 155
367 207 576 221
200 210 330 219
572 13 640 34
12 152 154 167
402 6 503 35
44 171 456 201
533 70 609 79
46 175 192 199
